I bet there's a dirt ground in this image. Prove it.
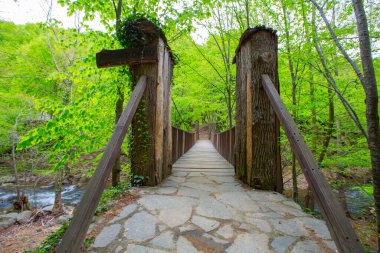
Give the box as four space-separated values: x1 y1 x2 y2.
0 219 61 253
0 193 138 253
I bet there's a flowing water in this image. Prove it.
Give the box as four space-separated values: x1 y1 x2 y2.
0 185 86 212
300 186 374 217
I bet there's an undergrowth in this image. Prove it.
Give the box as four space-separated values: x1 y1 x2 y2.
26 178 138 252
25 220 70 253
95 181 131 214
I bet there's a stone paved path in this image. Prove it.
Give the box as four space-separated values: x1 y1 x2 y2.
88 140 337 253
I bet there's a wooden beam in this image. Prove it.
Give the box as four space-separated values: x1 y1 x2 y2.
246 72 252 184
57 76 147 253
155 40 165 183
262 74 364 253
96 46 158 68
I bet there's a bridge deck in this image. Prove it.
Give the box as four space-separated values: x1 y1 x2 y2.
88 140 337 253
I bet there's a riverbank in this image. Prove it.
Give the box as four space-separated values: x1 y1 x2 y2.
0 191 137 253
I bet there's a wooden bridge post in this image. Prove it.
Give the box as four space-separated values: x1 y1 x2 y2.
234 27 282 192
97 19 175 186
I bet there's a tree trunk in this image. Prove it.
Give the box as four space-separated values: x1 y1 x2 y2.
352 0 380 250
337 173 351 218
317 87 334 164
52 169 63 214
234 28 281 191
11 127 20 204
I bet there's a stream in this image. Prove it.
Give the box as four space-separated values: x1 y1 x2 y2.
298 186 374 218
0 185 86 212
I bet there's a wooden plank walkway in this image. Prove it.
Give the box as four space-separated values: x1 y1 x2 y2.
173 141 234 175
87 140 337 253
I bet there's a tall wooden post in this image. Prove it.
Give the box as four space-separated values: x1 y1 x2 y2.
234 27 282 192
96 19 174 186
128 22 174 186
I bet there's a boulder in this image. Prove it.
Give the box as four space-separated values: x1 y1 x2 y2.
17 210 32 224
62 179 71 185
4 178 16 184
0 218 15 230
1 183 15 187
57 215 70 224
0 212 18 230
1 212 18 220
42 205 54 212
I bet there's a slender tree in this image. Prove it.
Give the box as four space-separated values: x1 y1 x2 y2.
351 0 380 248
311 0 380 248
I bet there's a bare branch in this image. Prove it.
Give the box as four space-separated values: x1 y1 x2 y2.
309 0 365 85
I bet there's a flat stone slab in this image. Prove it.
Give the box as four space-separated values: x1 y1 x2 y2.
216 224 234 239
110 203 137 223
291 240 323 253
88 140 337 253
158 206 192 228
271 236 297 253
191 215 220 232
215 191 260 212
177 186 210 198
149 231 175 250
226 233 269 253
124 211 157 241
138 195 197 210
270 219 308 237
125 244 168 253
93 224 121 248
196 197 237 220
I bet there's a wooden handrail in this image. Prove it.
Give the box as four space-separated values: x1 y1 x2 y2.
262 74 364 253
171 126 197 163
210 127 235 165
171 125 196 134
57 76 147 253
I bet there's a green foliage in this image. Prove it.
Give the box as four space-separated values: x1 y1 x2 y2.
0 21 55 152
96 181 131 214
353 184 374 196
302 207 321 218
25 218 94 252
130 173 148 187
83 237 95 249
116 14 163 48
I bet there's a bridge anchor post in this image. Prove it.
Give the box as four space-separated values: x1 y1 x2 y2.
234 27 282 192
96 19 174 185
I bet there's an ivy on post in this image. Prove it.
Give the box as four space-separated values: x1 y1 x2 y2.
233 27 282 192
96 18 175 185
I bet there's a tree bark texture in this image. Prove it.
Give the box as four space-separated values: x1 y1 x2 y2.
352 0 380 249
129 38 173 186
235 28 282 191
